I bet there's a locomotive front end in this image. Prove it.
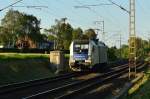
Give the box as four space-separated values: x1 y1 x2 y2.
69 40 91 71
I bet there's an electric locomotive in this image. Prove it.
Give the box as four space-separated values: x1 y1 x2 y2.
69 39 107 71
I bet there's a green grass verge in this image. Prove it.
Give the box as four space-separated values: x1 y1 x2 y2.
125 66 150 99
0 53 55 86
0 53 71 86
0 53 49 61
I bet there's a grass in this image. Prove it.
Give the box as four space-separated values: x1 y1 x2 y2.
64 54 70 59
0 53 49 61
0 53 55 86
125 65 150 99
0 53 70 86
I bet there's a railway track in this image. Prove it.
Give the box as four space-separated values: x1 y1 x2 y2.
0 62 146 99
0 62 128 95
0 64 127 98
0 72 90 99
23 63 146 99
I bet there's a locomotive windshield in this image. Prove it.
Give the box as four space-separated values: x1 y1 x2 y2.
74 43 89 54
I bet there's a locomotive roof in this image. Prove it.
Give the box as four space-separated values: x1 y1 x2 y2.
73 39 107 47
73 40 89 44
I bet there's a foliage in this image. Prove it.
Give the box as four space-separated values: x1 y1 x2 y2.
0 9 42 48
72 27 83 40
0 27 11 45
119 37 150 59
45 18 73 50
136 37 149 59
121 44 129 59
0 10 99 50
107 46 118 61
124 67 150 99
84 28 97 40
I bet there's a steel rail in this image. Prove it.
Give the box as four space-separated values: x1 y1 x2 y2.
0 72 84 94
0 62 129 96
57 63 145 99
24 63 144 99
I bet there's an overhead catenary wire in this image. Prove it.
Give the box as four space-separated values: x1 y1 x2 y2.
103 6 127 32
11 6 48 8
37 0 84 28
55 0 89 27
74 0 126 27
74 0 127 39
137 0 150 17
0 0 24 11
74 3 113 8
108 0 129 14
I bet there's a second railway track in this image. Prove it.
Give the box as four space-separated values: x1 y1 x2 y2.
0 62 146 99
0 71 90 99
23 63 146 99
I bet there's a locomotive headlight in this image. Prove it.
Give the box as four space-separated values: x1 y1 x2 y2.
85 59 91 66
85 60 91 63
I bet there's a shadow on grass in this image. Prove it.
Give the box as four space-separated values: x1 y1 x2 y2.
126 66 150 99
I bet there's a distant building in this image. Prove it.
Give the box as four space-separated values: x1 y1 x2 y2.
37 41 54 49
16 36 37 49
16 35 54 49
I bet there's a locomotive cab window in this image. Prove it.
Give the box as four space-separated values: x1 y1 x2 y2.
74 43 89 54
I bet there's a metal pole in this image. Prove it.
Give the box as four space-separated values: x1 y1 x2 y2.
129 0 136 79
120 32 122 58
102 21 105 41
94 21 105 42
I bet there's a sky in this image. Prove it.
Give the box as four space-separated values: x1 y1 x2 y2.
0 0 150 47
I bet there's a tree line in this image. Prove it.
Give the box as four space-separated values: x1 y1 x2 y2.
108 37 150 61
0 9 97 49
44 18 97 50
0 9 149 60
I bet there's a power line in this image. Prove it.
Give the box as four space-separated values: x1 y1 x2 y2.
108 0 129 13
11 5 48 10
75 0 127 35
74 0 106 20
102 6 127 32
137 0 150 17
74 3 113 8
0 0 24 12
11 6 48 8
55 0 88 26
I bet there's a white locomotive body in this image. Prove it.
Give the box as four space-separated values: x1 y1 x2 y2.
69 39 108 71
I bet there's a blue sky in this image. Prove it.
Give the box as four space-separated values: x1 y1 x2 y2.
0 0 150 47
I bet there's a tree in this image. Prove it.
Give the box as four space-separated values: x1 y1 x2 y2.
107 46 118 61
0 26 11 46
72 28 83 40
0 9 42 48
45 18 73 50
84 29 97 40
121 44 129 59
135 37 149 59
